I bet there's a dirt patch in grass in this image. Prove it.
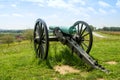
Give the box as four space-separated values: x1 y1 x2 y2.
54 65 80 75
93 32 105 38
97 78 104 80
80 71 88 77
106 61 117 65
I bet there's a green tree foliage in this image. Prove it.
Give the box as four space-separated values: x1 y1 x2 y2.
89 25 96 31
0 34 14 46
102 27 120 31
0 29 23 33
16 35 23 44
23 29 33 42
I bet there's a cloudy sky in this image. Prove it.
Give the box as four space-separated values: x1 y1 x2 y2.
0 0 120 29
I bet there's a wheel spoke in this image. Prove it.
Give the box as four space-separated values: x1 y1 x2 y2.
82 42 88 49
40 44 44 58
81 27 87 36
36 44 40 57
83 39 90 41
35 31 38 38
79 23 83 35
80 44 85 50
41 26 45 41
42 33 45 39
78 24 79 33
36 44 44 58
82 32 89 38
38 21 42 30
37 22 41 37
41 28 45 39
42 39 46 43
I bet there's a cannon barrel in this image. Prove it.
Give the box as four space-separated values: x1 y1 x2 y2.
49 26 76 34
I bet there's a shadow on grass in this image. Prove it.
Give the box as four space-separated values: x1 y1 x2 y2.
46 45 92 71
46 58 53 69
34 42 94 72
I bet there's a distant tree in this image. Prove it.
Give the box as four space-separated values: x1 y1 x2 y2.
16 38 22 44
110 27 120 31
103 27 110 31
1 34 14 46
102 27 120 31
23 29 33 42
89 25 96 31
15 35 23 44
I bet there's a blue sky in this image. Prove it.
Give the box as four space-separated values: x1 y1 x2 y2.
0 0 120 29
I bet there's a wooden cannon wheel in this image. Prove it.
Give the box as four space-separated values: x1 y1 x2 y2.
72 21 93 54
33 18 49 59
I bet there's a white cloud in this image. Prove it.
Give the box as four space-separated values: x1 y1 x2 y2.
21 0 44 3
0 13 35 18
116 0 120 7
44 14 58 19
20 0 91 20
0 14 10 17
46 0 93 21
98 1 111 8
47 0 85 15
99 8 107 14
110 9 117 13
0 4 5 8
47 0 72 9
38 3 44 7
12 13 24 17
87 7 97 14
43 14 65 26
69 0 86 5
11 4 17 8
21 0 45 7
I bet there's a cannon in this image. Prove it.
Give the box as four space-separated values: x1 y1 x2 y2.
33 18 109 73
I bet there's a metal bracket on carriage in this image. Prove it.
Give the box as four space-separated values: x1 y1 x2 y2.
53 27 67 44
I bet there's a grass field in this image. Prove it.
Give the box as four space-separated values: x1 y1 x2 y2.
0 31 120 80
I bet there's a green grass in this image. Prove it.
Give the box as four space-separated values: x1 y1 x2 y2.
0 32 120 80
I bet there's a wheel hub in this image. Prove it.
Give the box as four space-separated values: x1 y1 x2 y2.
73 34 84 44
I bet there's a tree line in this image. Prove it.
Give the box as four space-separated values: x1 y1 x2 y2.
101 27 120 31
0 29 23 33
0 29 33 46
89 25 120 31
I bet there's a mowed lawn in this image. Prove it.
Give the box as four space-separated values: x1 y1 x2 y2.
0 32 120 80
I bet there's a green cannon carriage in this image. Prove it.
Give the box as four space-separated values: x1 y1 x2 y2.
33 18 109 73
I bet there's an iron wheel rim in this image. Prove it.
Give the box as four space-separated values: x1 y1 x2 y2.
72 21 93 54
33 19 49 59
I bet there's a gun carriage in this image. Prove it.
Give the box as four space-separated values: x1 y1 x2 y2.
33 18 109 73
